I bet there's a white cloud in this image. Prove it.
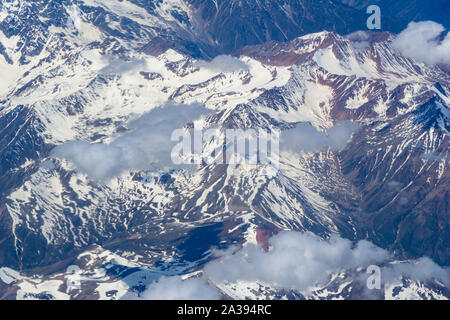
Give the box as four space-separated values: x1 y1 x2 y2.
204 231 388 292
392 21 450 65
204 231 450 293
280 121 359 153
99 57 147 75
140 276 221 300
52 103 210 181
128 232 449 300
194 55 249 73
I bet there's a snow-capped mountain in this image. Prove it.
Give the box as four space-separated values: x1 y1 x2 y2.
0 0 449 300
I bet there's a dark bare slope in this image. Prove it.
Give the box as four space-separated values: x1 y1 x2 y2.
187 0 404 53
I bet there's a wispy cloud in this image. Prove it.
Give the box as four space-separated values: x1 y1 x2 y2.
99 57 147 75
346 31 371 50
280 121 360 154
194 55 249 73
140 276 221 300
204 231 388 292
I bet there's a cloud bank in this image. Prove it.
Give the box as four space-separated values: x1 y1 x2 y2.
52 103 210 181
204 231 449 294
280 121 359 154
140 276 221 300
392 21 450 65
136 232 449 299
204 231 389 292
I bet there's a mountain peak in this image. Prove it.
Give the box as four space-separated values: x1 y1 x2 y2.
413 96 450 133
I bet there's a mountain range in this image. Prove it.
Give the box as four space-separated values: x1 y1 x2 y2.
0 0 448 300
